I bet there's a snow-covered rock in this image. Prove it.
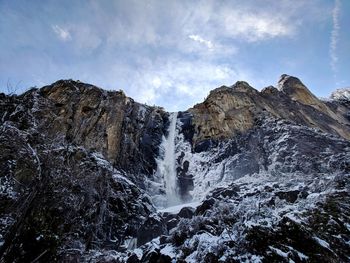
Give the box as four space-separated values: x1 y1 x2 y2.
331 88 350 102
0 75 349 262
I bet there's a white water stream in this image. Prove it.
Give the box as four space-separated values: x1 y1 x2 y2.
156 112 181 207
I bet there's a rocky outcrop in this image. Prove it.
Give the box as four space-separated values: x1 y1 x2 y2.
330 88 350 102
189 81 258 147
0 81 168 261
278 74 323 109
3 80 169 185
1 75 350 262
134 169 350 263
328 88 350 122
188 75 350 148
0 117 155 262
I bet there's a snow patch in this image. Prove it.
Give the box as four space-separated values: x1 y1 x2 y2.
269 246 289 258
313 236 330 249
331 88 350 101
158 201 201 214
160 244 176 258
113 173 135 186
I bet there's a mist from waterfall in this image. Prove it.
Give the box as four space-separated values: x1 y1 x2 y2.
156 112 181 207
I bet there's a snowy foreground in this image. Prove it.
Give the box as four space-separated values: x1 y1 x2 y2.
2 105 350 262
82 169 350 262
83 116 350 262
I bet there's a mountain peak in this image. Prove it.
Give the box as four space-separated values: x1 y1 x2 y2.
277 74 324 107
331 88 350 102
231 81 258 93
277 74 307 93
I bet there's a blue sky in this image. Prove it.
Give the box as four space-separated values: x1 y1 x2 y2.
0 0 349 111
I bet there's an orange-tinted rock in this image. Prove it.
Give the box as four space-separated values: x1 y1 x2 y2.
188 75 350 148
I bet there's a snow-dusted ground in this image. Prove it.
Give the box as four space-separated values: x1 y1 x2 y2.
130 116 350 262
167 116 350 203
133 169 350 262
1 88 350 262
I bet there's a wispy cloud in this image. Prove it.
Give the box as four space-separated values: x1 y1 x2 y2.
0 0 333 109
188 34 214 50
119 58 251 111
52 25 71 41
330 0 341 80
221 11 294 42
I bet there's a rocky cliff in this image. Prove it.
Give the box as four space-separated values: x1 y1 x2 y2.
189 75 350 148
0 75 349 262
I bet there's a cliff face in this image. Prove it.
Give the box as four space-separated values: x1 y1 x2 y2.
0 75 350 262
189 75 350 149
0 83 167 262
36 80 169 182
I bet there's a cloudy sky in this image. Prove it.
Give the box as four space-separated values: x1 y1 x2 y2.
0 0 349 111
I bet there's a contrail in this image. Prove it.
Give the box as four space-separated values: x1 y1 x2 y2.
330 0 341 79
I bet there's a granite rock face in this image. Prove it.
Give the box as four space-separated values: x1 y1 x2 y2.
188 75 350 148
0 75 350 262
37 80 168 183
0 81 168 261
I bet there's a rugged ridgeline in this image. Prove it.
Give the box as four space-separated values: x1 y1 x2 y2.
0 75 349 262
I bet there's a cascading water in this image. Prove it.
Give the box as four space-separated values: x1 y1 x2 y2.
156 112 181 207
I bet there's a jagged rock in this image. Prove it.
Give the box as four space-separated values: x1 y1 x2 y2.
189 74 350 149
127 253 140 263
193 138 219 153
210 185 240 200
140 250 172 263
136 214 167 247
277 74 320 107
177 111 195 144
176 158 194 201
275 190 300 203
0 134 153 261
195 198 216 216
0 91 157 261
166 218 179 231
37 80 168 180
189 82 257 146
331 88 350 102
1 75 350 262
178 207 195 219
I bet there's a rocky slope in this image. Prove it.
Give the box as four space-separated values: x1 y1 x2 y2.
0 75 349 262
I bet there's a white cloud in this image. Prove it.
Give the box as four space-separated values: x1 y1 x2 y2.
118 57 252 111
20 0 329 111
44 0 326 63
70 24 102 52
52 25 71 41
188 34 214 50
217 8 294 42
330 0 341 77
179 1 301 44
83 1 307 57
151 76 162 89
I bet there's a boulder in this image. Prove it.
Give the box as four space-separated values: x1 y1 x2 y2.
178 207 195 219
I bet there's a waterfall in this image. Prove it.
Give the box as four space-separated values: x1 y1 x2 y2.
156 112 181 207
